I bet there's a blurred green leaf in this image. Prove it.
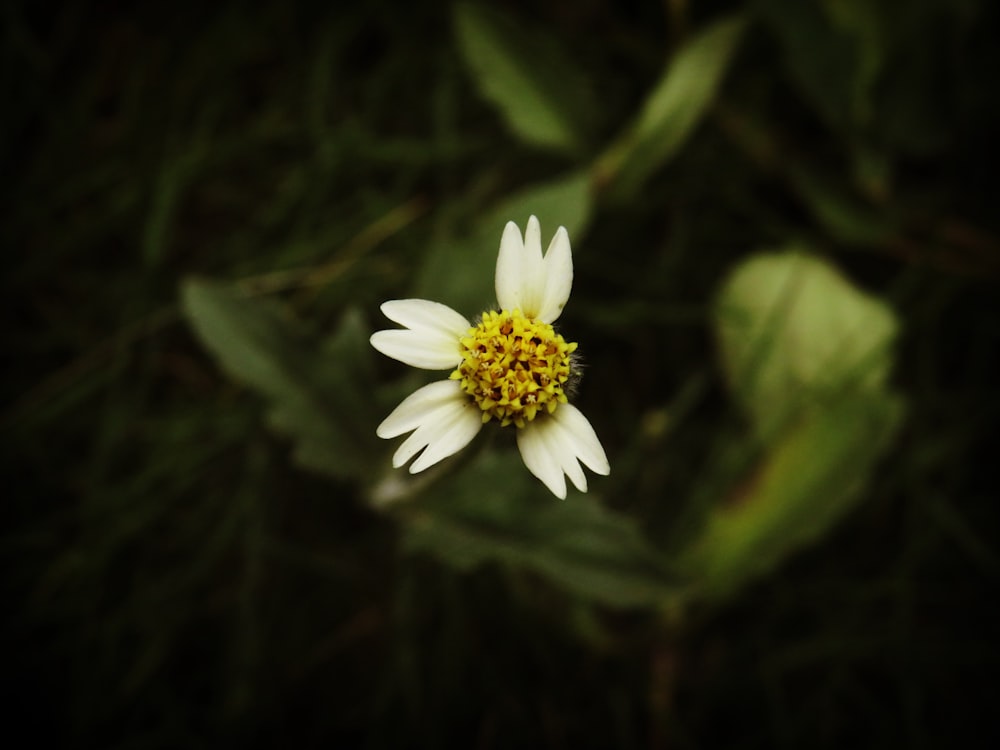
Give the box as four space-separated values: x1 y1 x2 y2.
757 0 955 155
403 451 678 608
678 392 904 600
453 2 597 154
714 249 899 440
823 0 885 127
787 163 895 245
181 279 376 479
692 249 906 601
595 14 745 199
756 0 870 132
416 170 593 316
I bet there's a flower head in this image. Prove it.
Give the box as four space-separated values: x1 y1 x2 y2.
370 216 610 499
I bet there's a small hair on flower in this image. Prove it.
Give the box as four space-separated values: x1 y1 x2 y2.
370 216 609 499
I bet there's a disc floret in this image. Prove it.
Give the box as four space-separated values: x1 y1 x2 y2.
450 309 577 428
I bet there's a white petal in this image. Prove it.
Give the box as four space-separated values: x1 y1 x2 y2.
550 404 611 476
380 299 470 337
519 215 547 317
377 380 466 438
534 414 587 493
495 220 525 312
548 425 588 493
539 420 587 492
378 380 483 472
496 216 573 323
523 215 543 260
517 421 567 499
549 404 610 475
370 299 469 370
370 329 462 369
408 400 482 473
536 226 573 324
494 216 550 319
515 404 610 498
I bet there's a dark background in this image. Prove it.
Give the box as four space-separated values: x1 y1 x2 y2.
3 0 999 747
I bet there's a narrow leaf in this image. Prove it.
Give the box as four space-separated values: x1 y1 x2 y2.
454 3 596 154
181 279 376 479
595 14 746 198
678 392 904 600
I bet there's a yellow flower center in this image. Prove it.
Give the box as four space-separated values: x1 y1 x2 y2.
450 309 578 429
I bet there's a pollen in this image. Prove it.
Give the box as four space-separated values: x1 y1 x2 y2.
450 309 578 429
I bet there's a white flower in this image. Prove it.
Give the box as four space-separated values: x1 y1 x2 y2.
370 216 610 499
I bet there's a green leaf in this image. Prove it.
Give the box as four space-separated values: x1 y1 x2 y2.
758 0 955 155
756 0 866 133
453 3 597 154
402 451 678 608
678 392 904 600
415 170 593 317
271 309 378 479
786 163 894 246
714 249 899 440
594 14 746 198
690 248 906 601
181 279 376 479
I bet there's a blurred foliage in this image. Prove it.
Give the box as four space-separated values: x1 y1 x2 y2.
714 250 899 439
3 0 999 748
594 13 746 200
453 2 600 156
181 280 378 480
